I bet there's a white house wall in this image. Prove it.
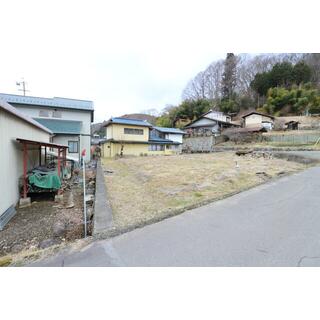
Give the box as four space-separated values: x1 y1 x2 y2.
205 111 230 122
245 114 274 128
12 104 92 161
0 108 50 216
165 133 183 143
51 135 79 161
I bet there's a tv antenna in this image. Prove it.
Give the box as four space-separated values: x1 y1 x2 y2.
16 78 29 96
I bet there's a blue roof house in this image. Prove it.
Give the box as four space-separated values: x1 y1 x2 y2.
102 117 184 157
0 93 94 162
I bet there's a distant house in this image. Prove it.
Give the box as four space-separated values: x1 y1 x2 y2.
0 93 94 162
285 120 300 130
150 127 185 152
102 117 183 157
184 109 238 134
242 111 275 131
274 116 320 131
202 109 231 123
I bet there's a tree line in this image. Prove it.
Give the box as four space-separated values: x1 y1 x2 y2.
156 53 320 127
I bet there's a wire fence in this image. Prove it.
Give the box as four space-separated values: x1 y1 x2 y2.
263 132 320 145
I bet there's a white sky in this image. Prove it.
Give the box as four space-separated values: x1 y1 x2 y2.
0 0 319 123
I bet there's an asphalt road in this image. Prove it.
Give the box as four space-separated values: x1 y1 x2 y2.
31 162 320 267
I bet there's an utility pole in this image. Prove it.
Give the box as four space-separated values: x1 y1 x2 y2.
16 79 29 96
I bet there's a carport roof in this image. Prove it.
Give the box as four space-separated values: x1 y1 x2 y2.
16 138 68 149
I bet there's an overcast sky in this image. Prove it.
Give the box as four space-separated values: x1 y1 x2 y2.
0 0 318 123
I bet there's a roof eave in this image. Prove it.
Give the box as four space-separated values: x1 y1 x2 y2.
0 99 53 134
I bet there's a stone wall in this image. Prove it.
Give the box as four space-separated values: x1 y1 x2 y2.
182 134 226 152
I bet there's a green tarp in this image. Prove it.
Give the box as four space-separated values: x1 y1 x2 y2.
28 171 61 190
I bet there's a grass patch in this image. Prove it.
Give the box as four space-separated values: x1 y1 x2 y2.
102 152 306 230
0 256 12 267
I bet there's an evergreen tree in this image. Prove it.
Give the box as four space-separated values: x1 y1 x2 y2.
221 53 237 100
292 61 312 85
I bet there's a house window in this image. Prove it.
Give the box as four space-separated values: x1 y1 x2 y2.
124 128 144 135
68 141 79 153
148 144 164 151
52 110 62 118
39 110 49 117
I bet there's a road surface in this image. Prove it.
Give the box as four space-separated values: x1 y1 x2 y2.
30 163 320 267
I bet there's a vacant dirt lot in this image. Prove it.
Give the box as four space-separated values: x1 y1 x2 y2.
103 152 306 230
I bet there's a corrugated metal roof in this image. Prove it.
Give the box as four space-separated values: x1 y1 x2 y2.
153 126 185 134
149 137 179 144
105 117 153 127
242 111 275 119
34 118 81 134
0 98 52 134
16 138 68 149
0 93 93 111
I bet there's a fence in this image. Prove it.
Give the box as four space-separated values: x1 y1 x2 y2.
263 131 320 145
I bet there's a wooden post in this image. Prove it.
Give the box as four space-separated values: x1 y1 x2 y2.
23 143 28 198
39 146 42 166
57 148 61 177
63 148 66 177
44 146 47 165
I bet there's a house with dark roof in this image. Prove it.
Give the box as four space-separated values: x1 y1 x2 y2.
102 117 184 157
184 109 239 135
0 93 94 161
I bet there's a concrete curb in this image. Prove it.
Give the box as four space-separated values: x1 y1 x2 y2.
94 152 319 241
93 170 299 240
93 159 113 235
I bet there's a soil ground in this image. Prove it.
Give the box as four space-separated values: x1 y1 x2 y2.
102 152 307 230
0 163 96 258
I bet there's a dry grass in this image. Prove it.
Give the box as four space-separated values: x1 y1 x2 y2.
102 153 305 229
218 140 320 149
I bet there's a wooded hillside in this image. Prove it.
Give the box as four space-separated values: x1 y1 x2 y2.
156 53 320 127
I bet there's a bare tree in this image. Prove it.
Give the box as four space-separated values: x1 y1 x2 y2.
182 60 224 101
140 108 160 117
204 60 224 100
182 53 310 104
182 71 208 100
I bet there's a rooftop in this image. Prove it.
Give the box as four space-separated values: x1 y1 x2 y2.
34 118 82 134
149 137 179 144
153 126 185 134
184 116 238 128
242 111 275 119
104 117 153 127
0 99 52 134
0 93 93 111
